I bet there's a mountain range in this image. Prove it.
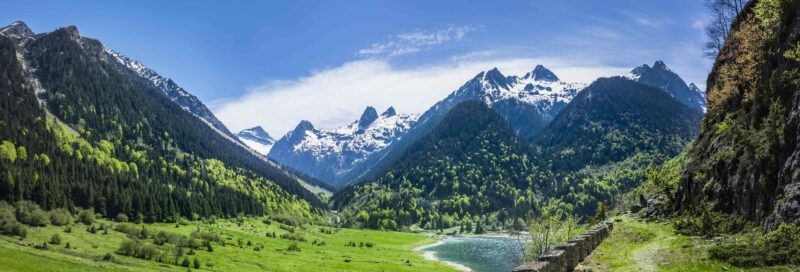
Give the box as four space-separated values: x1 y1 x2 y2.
258 62 706 190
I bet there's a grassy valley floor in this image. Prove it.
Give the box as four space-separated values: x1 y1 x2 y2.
0 217 458 272
580 215 798 272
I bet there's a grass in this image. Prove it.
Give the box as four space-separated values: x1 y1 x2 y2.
580 215 798 272
0 217 458 272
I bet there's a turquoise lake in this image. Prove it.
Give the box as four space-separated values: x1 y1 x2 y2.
421 236 525 272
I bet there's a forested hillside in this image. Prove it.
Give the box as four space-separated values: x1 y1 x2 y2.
0 26 319 223
333 101 543 230
334 77 702 230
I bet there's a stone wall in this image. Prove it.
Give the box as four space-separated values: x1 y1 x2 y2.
513 221 614 272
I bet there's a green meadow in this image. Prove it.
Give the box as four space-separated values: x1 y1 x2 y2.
0 217 457 272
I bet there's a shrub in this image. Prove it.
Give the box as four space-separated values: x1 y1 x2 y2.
0 201 26 237
103 253 114 261
117 239 160 260
50 233 62 245
15 201 49 227
709 224 800 267
153 230 186 246
49 208 73 226
279 225 295 233
181 257 190 267
280 233 306 242
673 207 747 237
287 242 300 251
190 230 223 243
114 214 129 222
5 221 26 238
178 217 190 225
78 208 95 225
193 257 201 269
114 223 141 238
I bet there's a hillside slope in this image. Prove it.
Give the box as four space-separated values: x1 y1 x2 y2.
676 0 800 229
0 24 320 221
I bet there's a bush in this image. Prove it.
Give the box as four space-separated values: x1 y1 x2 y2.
49 208 73 226
287 242 300 251
15 201 49 227
103 253 114 261
673 208 747 237
50 233 62 245
709 224 800 267
0 201 26 237
117 239 161 260
181 257 190 267
280 233 306 242
78 208 95 225
6 221 26 238
114 214 129 222
190 230 223 243
113 223 142 238
193 257 201 269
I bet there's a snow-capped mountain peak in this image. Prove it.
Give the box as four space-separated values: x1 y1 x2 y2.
525 65 560 82
688 83 705 98
0 21 35 38
624 60 707 112
358 106 379 129
381 106 397 117
269 107 418 188
236 126 276 155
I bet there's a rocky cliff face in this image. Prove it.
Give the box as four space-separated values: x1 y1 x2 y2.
676 0 800 230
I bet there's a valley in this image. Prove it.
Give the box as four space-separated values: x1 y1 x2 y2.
2 0 800 271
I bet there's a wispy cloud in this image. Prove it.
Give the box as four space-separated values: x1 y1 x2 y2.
357 26 478 57
213 57 629 137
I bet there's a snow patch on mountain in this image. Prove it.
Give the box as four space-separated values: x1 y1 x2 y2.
237 126 276 155
268 107 418 186
104 47 236 137
624 61 707 112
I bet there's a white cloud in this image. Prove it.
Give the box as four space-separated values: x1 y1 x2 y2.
213 56 629 138
357 26 478 57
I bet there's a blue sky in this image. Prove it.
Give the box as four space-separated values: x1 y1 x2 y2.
3 0 713 137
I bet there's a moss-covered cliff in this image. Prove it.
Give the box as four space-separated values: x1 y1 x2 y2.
677 0 800 229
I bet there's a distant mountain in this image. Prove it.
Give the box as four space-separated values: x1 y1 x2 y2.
342 65 586 188
0 22 321 222
0 21 34 38
104 48 236 138
626 60 707 112
418 65 585 140
269 106 418 188
333 101 540 229
533 76 703 171
237 126 276 155
334 77 704 230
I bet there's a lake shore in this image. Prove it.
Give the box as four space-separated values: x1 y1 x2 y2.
414 239 472 272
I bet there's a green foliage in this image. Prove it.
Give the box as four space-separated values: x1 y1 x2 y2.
15 201 49 227
0 141 17 162
525 215 577 261
287 242 300 252
672 202 747 237
0 33 319 224
709 224 800 267
78 209 95 225
50 233 62 245
49 208 73 226
114 213 129 223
